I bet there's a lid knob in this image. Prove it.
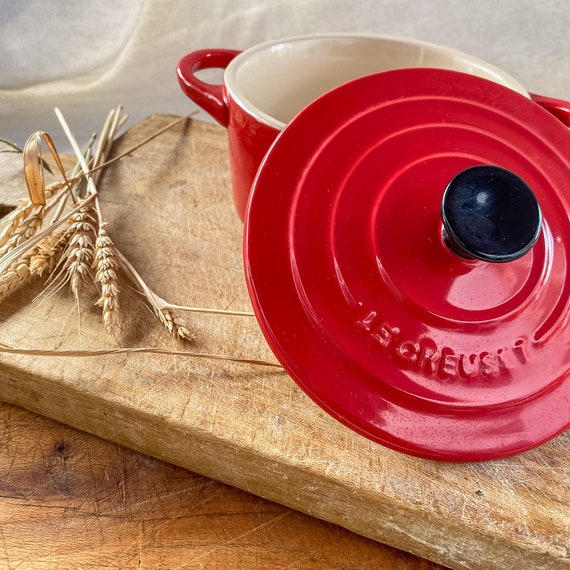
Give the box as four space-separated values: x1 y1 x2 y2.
441 165 542 262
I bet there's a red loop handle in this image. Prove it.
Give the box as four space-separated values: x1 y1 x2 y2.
530 92 570 127
177 49 241 126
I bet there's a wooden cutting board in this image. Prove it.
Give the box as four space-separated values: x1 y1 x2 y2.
0 116 568 570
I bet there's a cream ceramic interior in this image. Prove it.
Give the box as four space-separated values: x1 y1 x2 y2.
225 34 529 130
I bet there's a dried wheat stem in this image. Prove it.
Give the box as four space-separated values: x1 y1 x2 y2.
33 112 194 202
164 303 255 317
0 138 24 153
93 227 121 335
115 249 194 341
0 340 283 367
49 188 74 226
55 108 100 201
54 106 127 197
72 112 195 182
95 113 194 170
48 135 96 218
91 106 127 184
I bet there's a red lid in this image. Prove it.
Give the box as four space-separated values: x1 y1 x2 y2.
244 68 570 461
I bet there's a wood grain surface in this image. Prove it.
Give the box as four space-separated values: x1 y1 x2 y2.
0 400 447 569
0 117 568 570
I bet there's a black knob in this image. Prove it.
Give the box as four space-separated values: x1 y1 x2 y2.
441 165 542 263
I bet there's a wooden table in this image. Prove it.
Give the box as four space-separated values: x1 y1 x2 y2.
0 116 568 569
0 400 446 569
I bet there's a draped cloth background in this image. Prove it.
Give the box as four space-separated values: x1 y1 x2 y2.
0 0 568 149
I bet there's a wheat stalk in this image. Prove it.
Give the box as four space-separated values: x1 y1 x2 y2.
0 257 32 302
54 108 126 334
47 205 98 305
0 204 45 257
0 201 33 248
55 107 198 342
0 138 25 153
114 249 194 341
1 108 252 344
158 307 194 342
0 340 282 367
29 228 73 278
0 228 73 303
23 130 71 204
93 227 121 335
0 194 96 280
0 127 83 257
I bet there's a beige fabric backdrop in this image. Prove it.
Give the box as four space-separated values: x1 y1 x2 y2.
0 0 568 149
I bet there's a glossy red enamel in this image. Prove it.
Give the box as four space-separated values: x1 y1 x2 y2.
244 68 570 461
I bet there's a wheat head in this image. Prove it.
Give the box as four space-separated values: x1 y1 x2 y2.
60 206 97 302
0 258 32 302
93 227 121 335
0 204 45 256
29 229 73 278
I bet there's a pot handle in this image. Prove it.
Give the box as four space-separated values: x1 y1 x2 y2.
177 49 241 127
530 93 570 127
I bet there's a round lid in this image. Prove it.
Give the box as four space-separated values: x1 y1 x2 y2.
244 68 570 461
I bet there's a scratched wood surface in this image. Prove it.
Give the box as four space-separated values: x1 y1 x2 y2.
0 117 568 570
0 401 446 569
